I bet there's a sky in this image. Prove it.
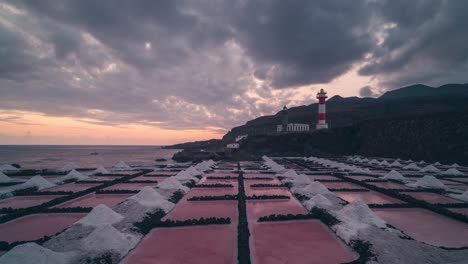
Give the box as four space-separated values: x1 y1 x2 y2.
1 0 467 145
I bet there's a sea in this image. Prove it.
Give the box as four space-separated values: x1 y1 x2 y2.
0 145 181 169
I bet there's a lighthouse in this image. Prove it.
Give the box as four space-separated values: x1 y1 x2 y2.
316 89 328 130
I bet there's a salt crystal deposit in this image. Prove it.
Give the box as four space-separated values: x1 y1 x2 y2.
292 182 332 198
0 164 19 172
379 160 390 166
333 199 386 242
0 243 75 264
381 170 406 182
113 161 131 170
407 175 446 189
185 166 202 177
449 191 468 202
75 204 124 227
303 194 333 210
157 178 189 198
403 163 421 171
442 168 464 176
12 175 56 191
60 162 80 172
92 166 109 175
56 170 89 182
194 161 213 172
390 160 402 167
0 171 14 183
282 169 298 179
283 173 311 187
420 165 440 173
81 224 138 255
128 186 175 212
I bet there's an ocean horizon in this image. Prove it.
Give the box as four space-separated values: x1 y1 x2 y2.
0 145 181 169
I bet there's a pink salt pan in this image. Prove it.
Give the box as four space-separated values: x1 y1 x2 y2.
374 208 468 248
366 182 413 190
55 193 131 208
41 183 99 192
184 187 238 199
346 175 380 181
246 187 292 197
0 195 63 209
103 183 156 191
129 175 167 182
321 182 368 190
124 225 236 264
401 192 463 204
245 178 281 185
336 191 405 205
247 200 307 222
251 221 357 264
0 213 85 243
166 200 238 224
244 173 274 178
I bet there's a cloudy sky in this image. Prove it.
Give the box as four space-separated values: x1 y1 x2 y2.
1 0 467 145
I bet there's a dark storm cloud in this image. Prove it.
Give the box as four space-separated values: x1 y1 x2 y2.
1 0 467 133
359 86 378 98
230 0 374 88
0 26 40 80
359 0 468 88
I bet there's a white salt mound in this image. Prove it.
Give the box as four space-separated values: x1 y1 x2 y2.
420 165 440 173
379 160 390 166
185 166 202 176
76 204 124 227
0 164 19 172
451 163 460 168
194 161 212 172
289 174 312 187
92 166 109 175
282 169 298 179
81 224 138 255
174 170 194 179
434 162 441 166
450 191 468 202
129 186 175 212
381 170 406 182
403 163 420 170
18 175 56 190
113 161 130 170
334 199 386 242
60 162 80 172
449 191 468 202
292 182 332 198
303 194 333 210
0 242 75 264
390 160 402 167
369 159 379 164
158 178 189 193
58 170 89 182
0 171 13 183
442 168 464 176
407 175 446 189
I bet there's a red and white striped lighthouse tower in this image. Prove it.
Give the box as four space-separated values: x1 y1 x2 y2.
316 88 328 130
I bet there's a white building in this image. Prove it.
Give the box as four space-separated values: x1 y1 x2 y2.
277 123 310 133
227 143 240 149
